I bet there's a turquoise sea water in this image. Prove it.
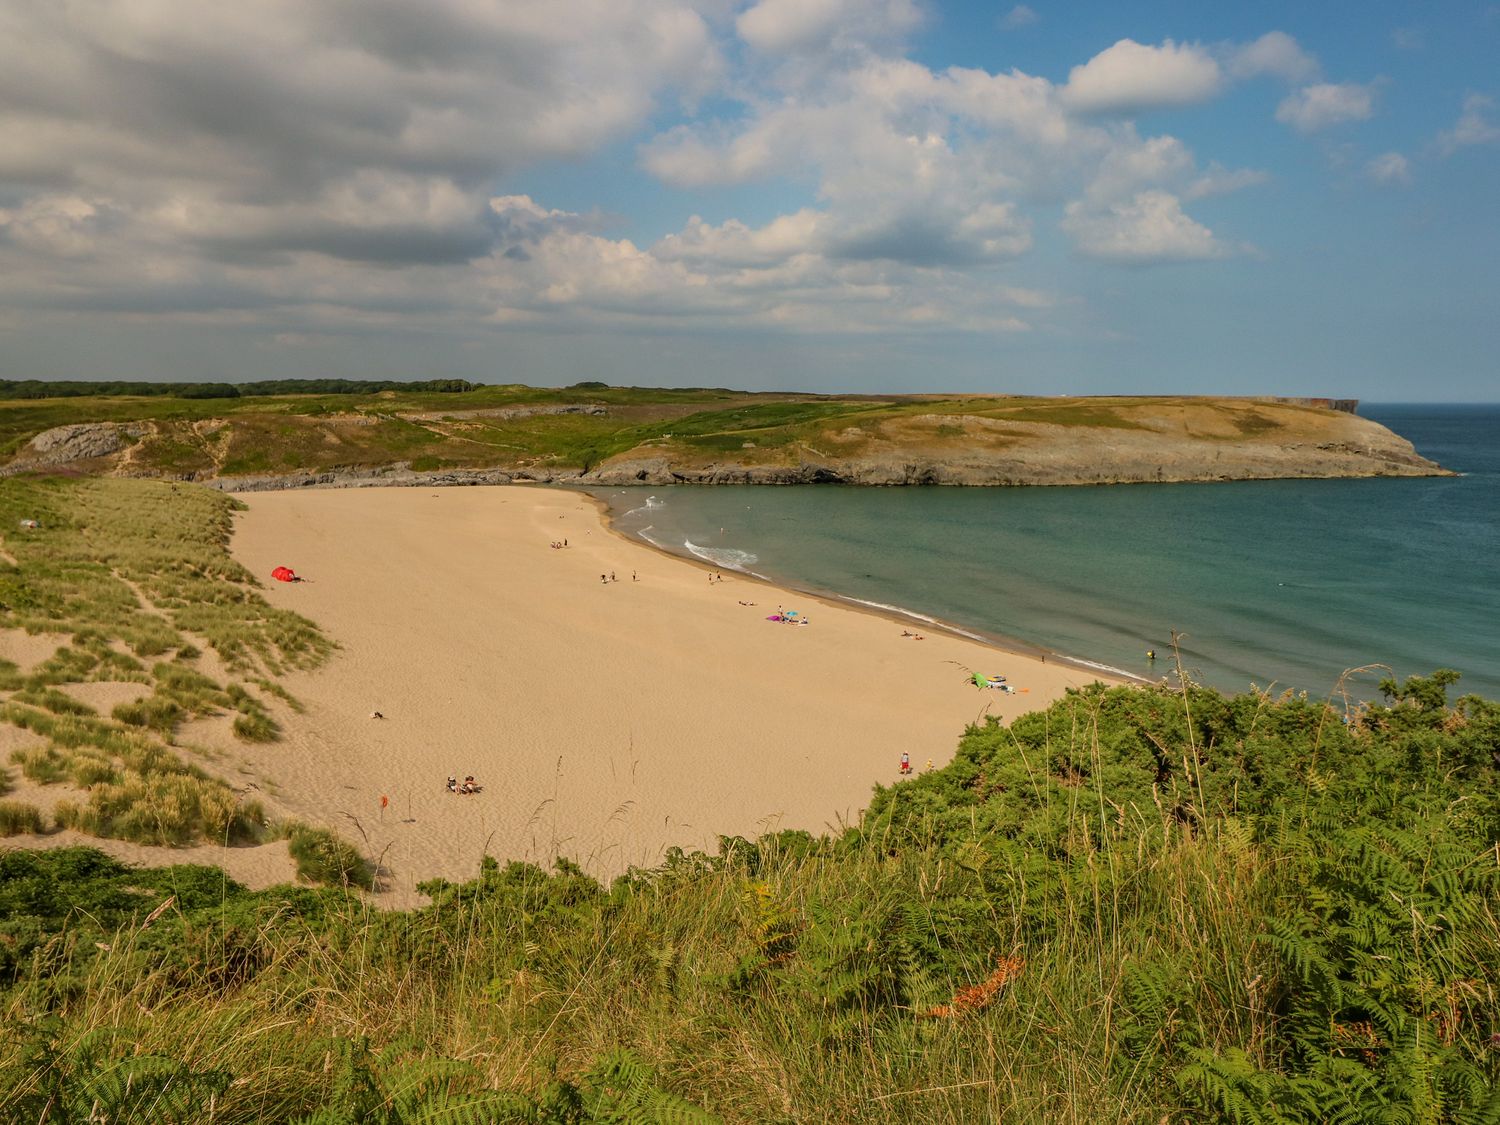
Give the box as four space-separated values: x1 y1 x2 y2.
594 405 1500 699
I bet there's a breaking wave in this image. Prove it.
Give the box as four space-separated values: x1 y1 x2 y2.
621 495 666 518
837 596 988 642
684 540 759 572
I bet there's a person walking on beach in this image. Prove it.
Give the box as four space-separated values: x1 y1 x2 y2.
900 751 912 776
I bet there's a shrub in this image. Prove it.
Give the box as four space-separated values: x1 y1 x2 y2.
285 825 375 890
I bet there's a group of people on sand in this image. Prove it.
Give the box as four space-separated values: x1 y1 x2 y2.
550 539 569 549
767 605 810 626
446 775 482 795
600 570 637 583
900 629 926 641
709 572 726 584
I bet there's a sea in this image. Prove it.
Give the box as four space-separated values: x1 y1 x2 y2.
592 404 1500 700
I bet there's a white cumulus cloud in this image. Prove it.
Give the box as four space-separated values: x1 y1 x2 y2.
1275 82 1377 132
1062 39 1223 114
1062 190 1226 264
736 0 922 54
1228 31 1319 83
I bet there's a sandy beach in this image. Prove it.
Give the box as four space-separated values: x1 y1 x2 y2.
195 484 1114 902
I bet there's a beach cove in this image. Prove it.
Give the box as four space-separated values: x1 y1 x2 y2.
212 484 1117 904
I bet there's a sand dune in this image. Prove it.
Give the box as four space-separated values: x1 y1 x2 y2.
220 485 1117 904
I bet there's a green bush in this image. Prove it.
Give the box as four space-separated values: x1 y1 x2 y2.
286 825 375 890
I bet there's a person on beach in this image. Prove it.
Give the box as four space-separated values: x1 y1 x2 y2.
611 571 617 582
601 574 607 584
446 776 458 794
900 752 912 775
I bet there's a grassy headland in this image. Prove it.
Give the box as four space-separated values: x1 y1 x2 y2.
0 380 1445 486
1 671 1497 1121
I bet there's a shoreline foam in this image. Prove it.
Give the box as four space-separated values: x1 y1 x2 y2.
582 485 1150 688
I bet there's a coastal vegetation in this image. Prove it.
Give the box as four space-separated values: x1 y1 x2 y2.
0 477 330 848
0 670 1496 1121
0 383 1441 486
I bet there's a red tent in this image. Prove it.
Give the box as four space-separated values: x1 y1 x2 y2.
270 566 297 583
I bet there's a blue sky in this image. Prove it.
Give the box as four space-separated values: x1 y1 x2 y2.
0 1 1495 398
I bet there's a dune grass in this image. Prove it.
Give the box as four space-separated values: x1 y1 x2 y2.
0 800 41 835
0 477 326 851
281 822 377 890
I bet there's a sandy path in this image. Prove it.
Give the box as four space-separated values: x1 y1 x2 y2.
226 485 1117 903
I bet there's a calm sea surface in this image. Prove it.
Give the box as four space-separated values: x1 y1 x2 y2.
592 405 1500 699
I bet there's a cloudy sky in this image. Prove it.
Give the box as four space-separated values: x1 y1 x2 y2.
1 0 1496 398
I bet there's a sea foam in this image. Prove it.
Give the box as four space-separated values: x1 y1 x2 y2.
837 595 989 642
621 495 666 518
684 540 759 571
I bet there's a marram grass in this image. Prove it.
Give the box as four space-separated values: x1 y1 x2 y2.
0 800 43 835
0 477 325 854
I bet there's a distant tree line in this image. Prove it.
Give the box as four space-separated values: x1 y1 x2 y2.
0 379 478 400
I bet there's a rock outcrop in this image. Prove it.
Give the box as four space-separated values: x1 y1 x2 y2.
1 422 142 477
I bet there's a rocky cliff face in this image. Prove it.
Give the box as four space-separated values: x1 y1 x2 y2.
579 406 1443 486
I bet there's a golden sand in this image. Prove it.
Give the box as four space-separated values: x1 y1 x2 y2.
208 485 1118 904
